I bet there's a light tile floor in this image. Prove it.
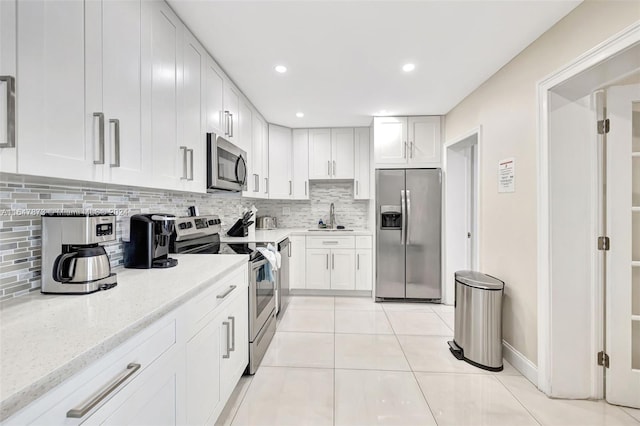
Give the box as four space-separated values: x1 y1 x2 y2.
217 296 640 426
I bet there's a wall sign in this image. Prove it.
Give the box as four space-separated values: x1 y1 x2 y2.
498 158 515 193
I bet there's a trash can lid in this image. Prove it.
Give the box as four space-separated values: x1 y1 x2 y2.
455 270 504 290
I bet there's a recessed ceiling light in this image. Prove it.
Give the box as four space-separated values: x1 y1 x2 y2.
296 112 304 118
402 63 415 72
275 65 287 73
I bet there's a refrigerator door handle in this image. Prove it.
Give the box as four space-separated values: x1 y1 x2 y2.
406 190 411 244
400 190 406 244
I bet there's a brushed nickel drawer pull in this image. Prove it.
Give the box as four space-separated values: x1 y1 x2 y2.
229 316 236 352
0 75 15 148
66 363 141 418
216 285 237 299
223 321 230 358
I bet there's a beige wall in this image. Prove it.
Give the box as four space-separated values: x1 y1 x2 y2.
444 0 640 364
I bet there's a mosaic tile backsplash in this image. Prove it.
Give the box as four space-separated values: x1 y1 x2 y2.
0 177 369 300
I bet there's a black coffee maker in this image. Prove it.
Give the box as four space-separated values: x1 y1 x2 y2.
124 214 178 268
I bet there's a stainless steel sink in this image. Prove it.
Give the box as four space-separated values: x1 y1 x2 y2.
307 229 354 232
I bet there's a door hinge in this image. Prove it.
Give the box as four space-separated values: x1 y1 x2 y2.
597 351 610 368
597 119 610 134
598 236 610 251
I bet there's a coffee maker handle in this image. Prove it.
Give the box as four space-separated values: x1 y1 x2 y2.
53 252 77 283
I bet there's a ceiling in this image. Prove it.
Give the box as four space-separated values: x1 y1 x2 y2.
168 0 581 128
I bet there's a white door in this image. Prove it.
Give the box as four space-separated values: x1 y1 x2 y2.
305 249 331 289
145 0 182 190
605 84 640 408
205 58 224 136
0 0 17 173
268 124 292 199
330 249 355 290
354 127 370 199
180 29 205 192
223 82 239 143
408 116 441 165
355 249 372 291
374 116 407 165
331 128 354 179
308 128 332 179
17 0 100 181
292 129 309 199
290 236 306 289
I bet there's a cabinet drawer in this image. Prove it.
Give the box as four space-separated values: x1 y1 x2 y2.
355 236 372 249
306 236 355 249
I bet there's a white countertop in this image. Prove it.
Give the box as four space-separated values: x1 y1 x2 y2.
220 228 373 244
0 253 249 421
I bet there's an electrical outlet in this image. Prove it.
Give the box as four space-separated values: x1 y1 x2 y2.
282 207 291 215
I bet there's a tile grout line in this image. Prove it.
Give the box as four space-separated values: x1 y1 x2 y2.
619 407 640 424
494 375 543 426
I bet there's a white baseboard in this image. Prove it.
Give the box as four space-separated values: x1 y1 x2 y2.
503 340 538 386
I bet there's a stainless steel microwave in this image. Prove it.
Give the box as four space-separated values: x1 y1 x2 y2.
207 133 247 192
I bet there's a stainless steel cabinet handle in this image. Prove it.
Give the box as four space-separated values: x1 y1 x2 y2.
356 180 359 195
322 241 339 245
400 190 406 244
288 242 292 257
333 160 336 176
93 112 105 164
188 148 194 181
289 180 292 196
305 181 308 196
109 119 120 168
66 363 141 418
223 321 230 359
265 177 269 194
406 190 411 244
216 284 237 299
229 113 234 137
0 75 16 148
326 254 329 270
224 111 230 136
410 141 414 158
357 254 360 270
403 141 407 159
228 316 236 352
254 174 259 192
327 160 331 176
180 146 188 180
332 253 335 270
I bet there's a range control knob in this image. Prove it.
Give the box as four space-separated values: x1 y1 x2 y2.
178 223 188 230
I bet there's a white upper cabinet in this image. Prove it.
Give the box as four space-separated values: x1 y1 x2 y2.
354 127 370 199
144 0 183 190
292 129 309 199
408 116 441 165
246 114 268 198
261 119 269 197
16 0 100 181
180 28 206 192
374 116 442 167
238 99 252 154
204 58 224 136
0 0 17 173
308 128 332 179
268 124 292 199
223 83 239 143
331 128 355 179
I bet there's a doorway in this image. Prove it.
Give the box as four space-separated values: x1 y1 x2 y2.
538 22 640 406
443 127 480 305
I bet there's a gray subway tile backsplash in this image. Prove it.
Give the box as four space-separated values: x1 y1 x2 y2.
0 178 369 300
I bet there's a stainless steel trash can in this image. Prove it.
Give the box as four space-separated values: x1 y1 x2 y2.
448 270 504 371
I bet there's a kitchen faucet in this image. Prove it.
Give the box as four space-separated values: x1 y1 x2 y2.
329 203 336 229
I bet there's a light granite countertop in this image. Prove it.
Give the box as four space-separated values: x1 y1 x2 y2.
0 253 249 421
220 228 373 245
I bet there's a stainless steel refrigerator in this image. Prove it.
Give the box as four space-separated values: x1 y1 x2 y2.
376 169 441 300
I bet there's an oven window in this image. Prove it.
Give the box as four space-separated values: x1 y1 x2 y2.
255 264 275 317
217 147 240 183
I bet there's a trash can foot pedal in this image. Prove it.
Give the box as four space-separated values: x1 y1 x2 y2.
447 340 464 360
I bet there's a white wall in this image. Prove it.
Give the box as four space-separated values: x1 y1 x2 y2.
444 0 640 365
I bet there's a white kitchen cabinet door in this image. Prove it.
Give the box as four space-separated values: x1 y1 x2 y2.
205 57 224 136
247 114 264 197
355 249 372 291
185 313 222 426
240 100 254 198
308 128 332 179
268 124 292 199
354 127 370 199
374 116 407 165
330 249 356 290
180 29 206 193
262 119 270 197
331 128 354 179
223 82 239 143
87 347 186 426
408 116 441 165
305 249 331 290
292 129 309 199
0 0 17 173
144 0 183 190
16 0 101 181
219 285 249 404
88 0 148 186
289 236 306 289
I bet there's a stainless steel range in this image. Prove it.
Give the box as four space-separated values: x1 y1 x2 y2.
170 215 276 375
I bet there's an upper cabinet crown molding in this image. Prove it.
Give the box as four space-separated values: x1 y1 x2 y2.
374 116 442 168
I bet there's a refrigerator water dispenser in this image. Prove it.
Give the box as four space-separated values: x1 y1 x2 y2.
380 206 402 229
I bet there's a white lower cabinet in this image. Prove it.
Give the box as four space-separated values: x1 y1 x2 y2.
305 249 332 289
290 236 306 289
355 249 373 291
330 249 356 290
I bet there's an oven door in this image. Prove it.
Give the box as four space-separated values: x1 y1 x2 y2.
249 258 276 341
207 133 247 192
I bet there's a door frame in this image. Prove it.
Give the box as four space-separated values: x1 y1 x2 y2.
537 21 640 397
443 126 482 305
